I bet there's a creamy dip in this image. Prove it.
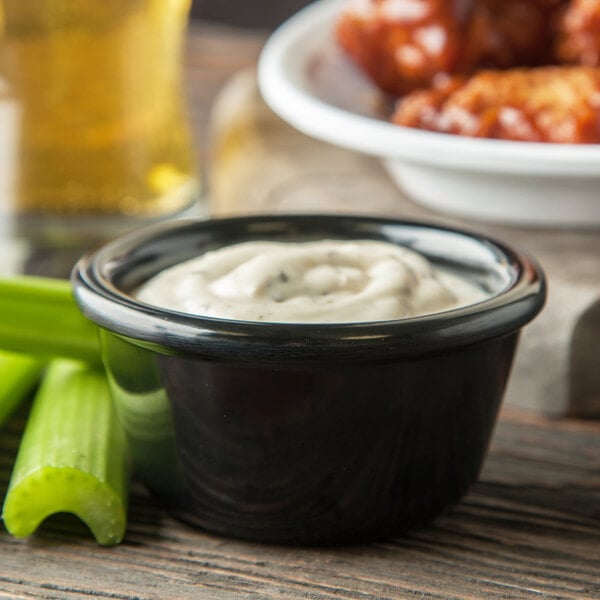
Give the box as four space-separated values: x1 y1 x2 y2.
136 240 488 323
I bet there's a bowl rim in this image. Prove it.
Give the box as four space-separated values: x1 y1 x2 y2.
71 214 546 364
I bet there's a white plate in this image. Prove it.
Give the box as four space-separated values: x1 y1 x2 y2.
258 0 600 227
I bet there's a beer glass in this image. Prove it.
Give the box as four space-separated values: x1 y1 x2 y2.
0 0 198 227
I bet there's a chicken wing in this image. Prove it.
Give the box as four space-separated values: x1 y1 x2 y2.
336 0 566 96
555 0 600 66
391 65 600 143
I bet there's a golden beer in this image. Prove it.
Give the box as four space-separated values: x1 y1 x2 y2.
0 0 198 217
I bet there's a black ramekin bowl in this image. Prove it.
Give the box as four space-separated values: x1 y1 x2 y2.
71 214 546 544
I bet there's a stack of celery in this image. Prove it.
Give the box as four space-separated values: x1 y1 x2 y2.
0 277 130 546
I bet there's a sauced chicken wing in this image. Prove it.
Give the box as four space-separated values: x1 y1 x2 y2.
392 66 600 142
336 0 566 96
555 0 600 65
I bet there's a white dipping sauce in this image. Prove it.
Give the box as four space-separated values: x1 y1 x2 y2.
136 240 488 323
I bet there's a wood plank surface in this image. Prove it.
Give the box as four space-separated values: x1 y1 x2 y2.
1 406 599 599
184 23 266 164
1 22 599 600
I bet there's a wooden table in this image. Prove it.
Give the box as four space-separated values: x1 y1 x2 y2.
1 23 599 600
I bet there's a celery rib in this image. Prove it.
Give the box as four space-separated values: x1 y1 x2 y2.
0 277 100 365
2 360 130 546
0 350 44 427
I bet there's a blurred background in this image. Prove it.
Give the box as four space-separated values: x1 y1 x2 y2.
191 0 314 28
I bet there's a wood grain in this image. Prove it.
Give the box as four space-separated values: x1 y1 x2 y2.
1 406 599 599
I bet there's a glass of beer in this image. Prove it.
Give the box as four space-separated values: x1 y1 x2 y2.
0 0 198 229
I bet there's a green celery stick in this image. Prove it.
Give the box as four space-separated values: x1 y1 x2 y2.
0 277 100 365
0 351 44 427
2 360 129 546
